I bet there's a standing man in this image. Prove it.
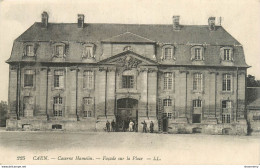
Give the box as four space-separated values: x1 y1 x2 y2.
129 120 134 132
111 120 116 132
106 120 110 132
142 120 147 133
150 121 154 133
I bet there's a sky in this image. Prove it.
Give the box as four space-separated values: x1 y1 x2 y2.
0 0 259 102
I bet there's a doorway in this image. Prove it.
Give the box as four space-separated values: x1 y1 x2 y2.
162 117 168 132
116 98 138 132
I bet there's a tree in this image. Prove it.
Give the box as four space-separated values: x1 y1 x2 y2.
0 101 8 127
247 75 260 87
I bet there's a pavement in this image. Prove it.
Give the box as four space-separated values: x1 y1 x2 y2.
0 130 259 165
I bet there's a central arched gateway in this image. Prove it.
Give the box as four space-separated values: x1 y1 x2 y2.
116 98 138 132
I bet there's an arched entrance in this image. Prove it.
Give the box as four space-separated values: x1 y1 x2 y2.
116 98 138 132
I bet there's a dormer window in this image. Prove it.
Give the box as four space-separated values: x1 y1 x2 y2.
220 47 233 62
195 48 201 60
191 46 204 61
164 48 172 59
82 44 95 58
224 49 231 61
26 45 34 56
52 43 66 58
162 45 175 61
23 43 38 57
55 45 64 57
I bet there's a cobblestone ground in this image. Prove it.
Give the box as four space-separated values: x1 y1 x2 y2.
0 130 259 165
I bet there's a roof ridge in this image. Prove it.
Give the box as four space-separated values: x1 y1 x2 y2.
35 22 218 27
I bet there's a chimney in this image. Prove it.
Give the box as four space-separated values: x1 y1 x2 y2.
78 14 85 28
41 11 49 28
208 17 216 31
173 15 180 30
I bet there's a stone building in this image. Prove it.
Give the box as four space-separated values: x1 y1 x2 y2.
6 12 249 134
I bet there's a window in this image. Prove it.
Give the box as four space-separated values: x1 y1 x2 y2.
83 97 92 105
53 97 63 117
222 114 231 123
163 99 172 107
163 112 172 119
83 97 93 118
54 70 64 88
84 111 92 117
84 46 93 58
164 48 172 60
222 100 232 109
224 49 231 61
55 45 64 57
193 99 202 108
195 48 201 60
193 73 202 91
164 72 173 90
26 45 34 56
83 71 94 89
24 70 34 87
222 74 231 91
122 75 134 88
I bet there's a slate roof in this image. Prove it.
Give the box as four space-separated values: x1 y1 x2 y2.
8 22 248 67
248 98 260 109
102 32 155 43
16 22 241 45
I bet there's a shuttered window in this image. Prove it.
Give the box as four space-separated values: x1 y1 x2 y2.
24 70 34 87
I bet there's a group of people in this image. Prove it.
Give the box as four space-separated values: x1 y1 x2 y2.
106 120 116 132
141 120 154 133
105 120 154 133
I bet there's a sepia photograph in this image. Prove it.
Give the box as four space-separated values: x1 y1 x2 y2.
0 0 259 166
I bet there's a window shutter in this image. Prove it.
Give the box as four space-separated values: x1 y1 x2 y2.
51 70 54 91
60 74 64 88
220 48 224 61
23 44 27 56
202 73 205 92
230 48 234 61
201 47 205 60
52 45 55 57
190 47 195 61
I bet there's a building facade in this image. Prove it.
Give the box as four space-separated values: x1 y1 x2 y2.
6 12 249 134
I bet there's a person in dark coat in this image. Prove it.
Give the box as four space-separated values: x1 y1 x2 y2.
150 121 154 133
142 120 147 133
106 120 110 132
111 120 116 132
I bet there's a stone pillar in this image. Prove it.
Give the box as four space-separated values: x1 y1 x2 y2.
47 69 53 117
177 70 187 118
8 65 18 119
148 68 157 117
139 67 148 117
38 68 48 117
106 67 116 117
237 71 246 119
95 67 106 117
67 67 77 118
